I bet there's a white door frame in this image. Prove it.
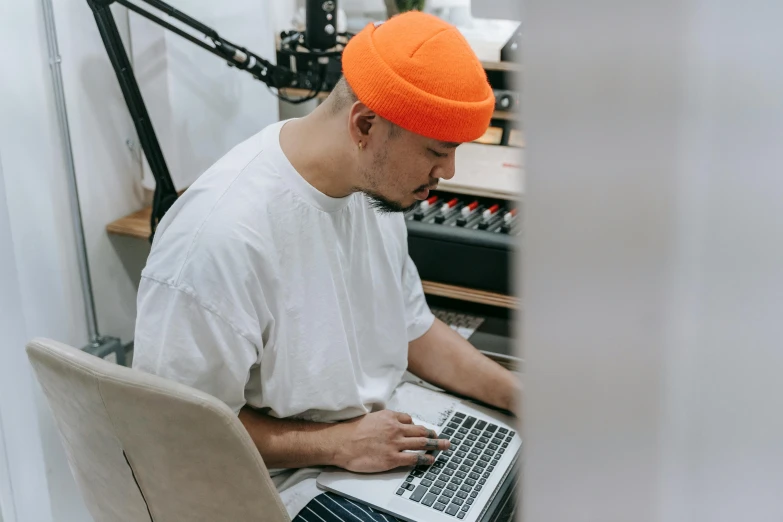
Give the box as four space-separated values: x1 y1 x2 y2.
0 411 14 522
0 152 21 522
0 150 54 522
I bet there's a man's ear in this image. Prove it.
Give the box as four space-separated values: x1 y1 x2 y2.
348 102 377 146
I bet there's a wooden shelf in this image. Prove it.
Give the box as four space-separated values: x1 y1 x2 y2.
421 281 518 310
492 110 516 121
278 88 331 101
107 206 152 239
481 60 521 73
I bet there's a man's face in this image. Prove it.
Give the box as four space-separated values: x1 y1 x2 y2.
359 121 460 213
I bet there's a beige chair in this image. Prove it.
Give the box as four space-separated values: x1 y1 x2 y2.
26 337 290 522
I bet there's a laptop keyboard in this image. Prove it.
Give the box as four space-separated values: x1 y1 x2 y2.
395 412 516 519
431 308 485 340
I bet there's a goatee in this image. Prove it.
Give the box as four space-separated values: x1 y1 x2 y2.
364 193 416 214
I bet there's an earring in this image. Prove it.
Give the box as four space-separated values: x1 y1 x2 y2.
358 141 364 150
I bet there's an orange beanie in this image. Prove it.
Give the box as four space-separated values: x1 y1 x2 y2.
341 11 495 143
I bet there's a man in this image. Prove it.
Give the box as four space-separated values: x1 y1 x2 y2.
133 10 520 522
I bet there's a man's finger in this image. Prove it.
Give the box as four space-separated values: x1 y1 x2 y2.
398 452 434 468
394 412 414 424
398 437 451 452
400 423 433 438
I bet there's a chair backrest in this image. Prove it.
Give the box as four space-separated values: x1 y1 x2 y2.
26 338 290 522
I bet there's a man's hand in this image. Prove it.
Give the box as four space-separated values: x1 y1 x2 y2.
330 410 451 473
409 319 523 423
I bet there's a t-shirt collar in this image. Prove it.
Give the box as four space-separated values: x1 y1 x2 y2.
266 119 353 213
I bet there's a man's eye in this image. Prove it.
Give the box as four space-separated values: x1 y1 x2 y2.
429 149 448 158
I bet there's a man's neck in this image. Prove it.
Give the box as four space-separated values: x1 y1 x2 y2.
279 110 357 199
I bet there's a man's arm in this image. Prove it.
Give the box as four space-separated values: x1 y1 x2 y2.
239 406 450 471
407 318 522 416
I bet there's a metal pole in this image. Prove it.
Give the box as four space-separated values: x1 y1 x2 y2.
42 0 125 366
41 0 101 345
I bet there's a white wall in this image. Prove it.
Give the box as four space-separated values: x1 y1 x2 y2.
523 0 783 520
131 0 282 191
54 0 153 347
0 156 55 522
0 0 283 520
0 0 92 518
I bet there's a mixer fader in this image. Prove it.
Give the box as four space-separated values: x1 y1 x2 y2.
404 192 520 236
404 190 519 295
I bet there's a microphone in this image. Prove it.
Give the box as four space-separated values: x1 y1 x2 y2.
305 0 338 50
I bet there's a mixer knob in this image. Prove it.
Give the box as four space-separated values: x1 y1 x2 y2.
413 210 425 221
456 217 468 227
434 214 446 224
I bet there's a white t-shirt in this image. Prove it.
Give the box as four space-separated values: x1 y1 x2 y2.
132 120 435 517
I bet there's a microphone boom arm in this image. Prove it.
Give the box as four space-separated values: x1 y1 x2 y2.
85 0 319 241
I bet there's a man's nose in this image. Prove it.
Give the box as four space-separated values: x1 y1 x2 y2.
432 157 456 180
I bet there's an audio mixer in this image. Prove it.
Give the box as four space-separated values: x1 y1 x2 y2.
404 190 519 295
404 190 520 368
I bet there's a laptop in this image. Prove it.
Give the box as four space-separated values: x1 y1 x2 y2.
317 383 521 522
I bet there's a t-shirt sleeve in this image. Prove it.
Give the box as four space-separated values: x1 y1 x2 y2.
132 277 260 414
402 254 436 342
